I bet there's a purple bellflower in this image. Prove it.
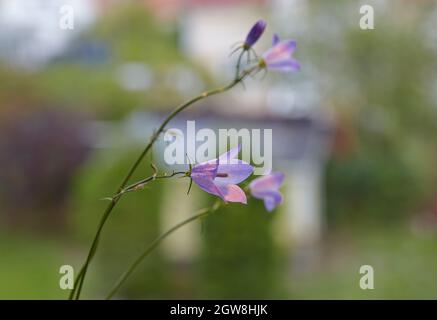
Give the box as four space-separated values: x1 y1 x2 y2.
259 36 300 73
249 172 285 212
190 145 253 204
243 20 267 49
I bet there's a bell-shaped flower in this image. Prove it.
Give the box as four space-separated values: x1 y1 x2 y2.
190 145 253 204
260 39 300 73
249 172 285 212
243 20 267 49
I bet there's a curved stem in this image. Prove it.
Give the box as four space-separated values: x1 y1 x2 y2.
105 203 220 300
71 200 115 299
70 70 251 300
71 172 184 299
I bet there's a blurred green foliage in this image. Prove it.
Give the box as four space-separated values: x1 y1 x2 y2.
197 200 283 299
71 150 170 299
290 225 437 299
90 6 180 63
307 2 437 226
326 151 420 226
0 228 67 299
0 4 207 119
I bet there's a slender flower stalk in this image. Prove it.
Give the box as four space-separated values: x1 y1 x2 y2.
111 171 188 200
70 66 256 300
105 201 222 300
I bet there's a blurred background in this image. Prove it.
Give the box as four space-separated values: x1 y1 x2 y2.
1 0 437 299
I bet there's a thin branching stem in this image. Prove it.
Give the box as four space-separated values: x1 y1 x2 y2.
105 201 221 300
111 171 188 199
70 66 257 300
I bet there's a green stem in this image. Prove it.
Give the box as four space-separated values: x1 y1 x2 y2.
105 203 220 300
70 70 251 300
71 199 115 299
235 50 244 79
112 171 187 199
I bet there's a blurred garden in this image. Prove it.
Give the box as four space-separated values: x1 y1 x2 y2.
1 0 437 299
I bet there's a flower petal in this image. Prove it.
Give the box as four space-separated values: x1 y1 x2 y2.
215 161 253 185
250 172 285 195
263 191 283 212
217 184 247 204
262 40 297 64
218 144 241 164
266 58 300 72
191 159 225 199
250 172 285 211
191 159 218 178
191 174 225 200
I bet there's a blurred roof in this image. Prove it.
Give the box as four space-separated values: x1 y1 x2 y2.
124 108 333 170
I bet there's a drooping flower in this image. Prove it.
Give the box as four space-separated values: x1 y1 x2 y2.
190 145 253 204
249 172 285 212
259 39 300 73
243 20 267 49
